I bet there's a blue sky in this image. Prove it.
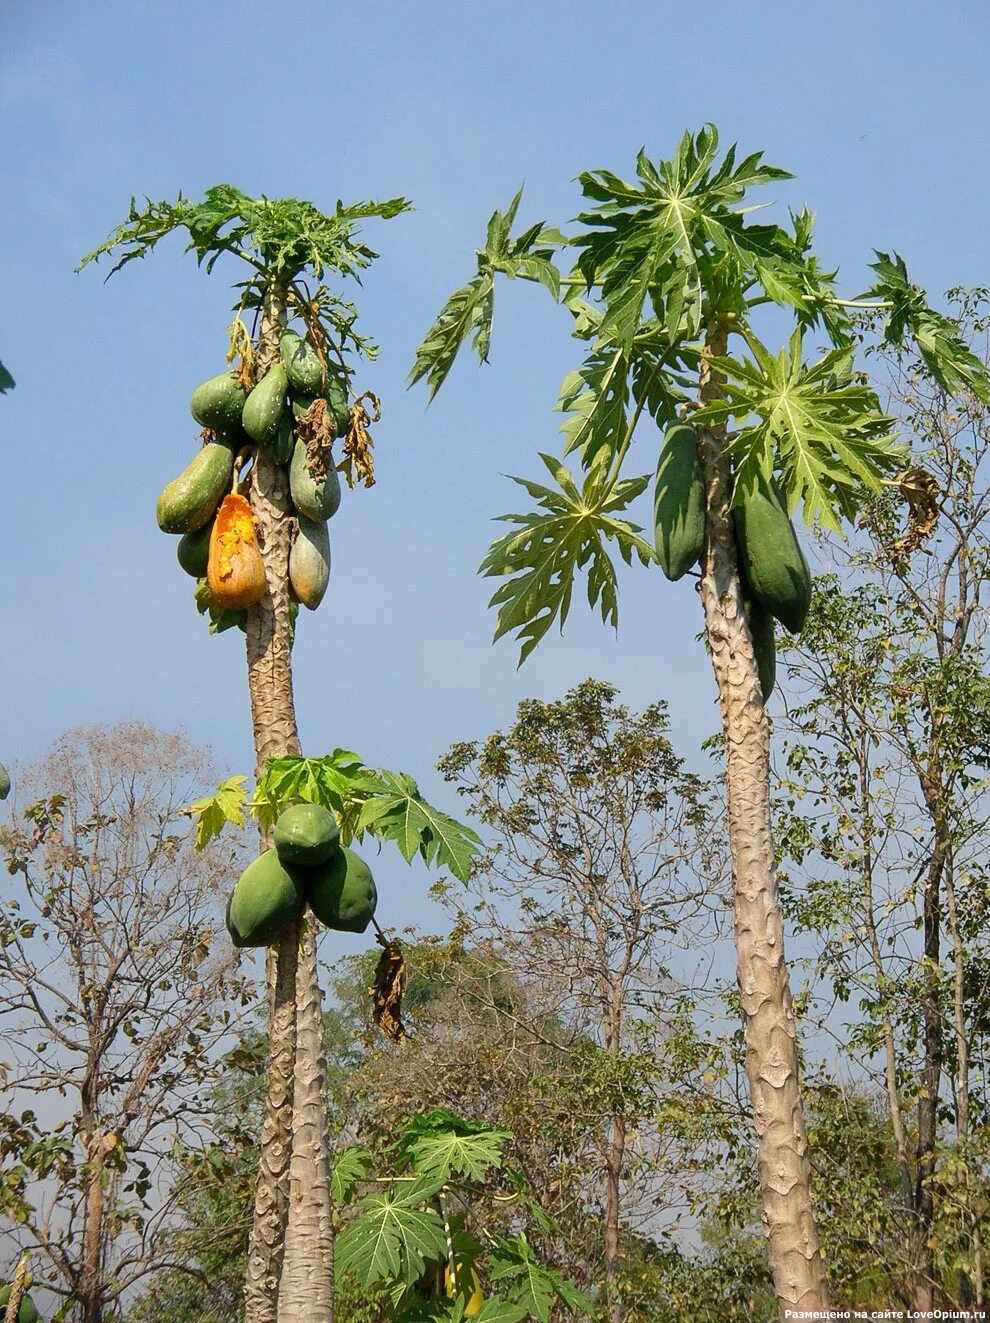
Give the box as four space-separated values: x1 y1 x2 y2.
2 0 989 946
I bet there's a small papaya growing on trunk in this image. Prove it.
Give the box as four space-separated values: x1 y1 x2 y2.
207 493 266 609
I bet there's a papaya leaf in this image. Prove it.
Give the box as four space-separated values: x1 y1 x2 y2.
356 770 484 883
863 250 990 405
331 1145 373 1205
487 1235 593 1321
252 751 371 831
393 1110 512 1184
182 776 248 850
410 189 562 401
480 455 655 666
408 271 496 403
693 327 903 531
0 359 14 393
193 577 245 635
555 345 629 465
574 126 792 349
335 1185 448 1287
467 1305 528 1323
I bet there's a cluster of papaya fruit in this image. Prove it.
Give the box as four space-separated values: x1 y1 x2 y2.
156 327 349 621
654 420 812 700
225 802 377 947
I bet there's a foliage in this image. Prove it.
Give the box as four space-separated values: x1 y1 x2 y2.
0 358 13 393
184 749 482 885
411 123 989 660
79 186 411 367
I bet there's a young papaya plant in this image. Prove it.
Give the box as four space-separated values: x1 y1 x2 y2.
333 1108 591 1322
410 124 990 1314
79 188 481 1323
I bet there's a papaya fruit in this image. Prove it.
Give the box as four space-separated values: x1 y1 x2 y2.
270 411 294 466
0 1286 42 1323
274 802 340 867
207 494 266 610
746 598 776 701
190 371 248 433
241 364 287 445
289 514 330 610
733 475 812 634
177 517 215 578
292 380 350 439
156 438 237 534
0 762 10 800
325 375 351 438
654 421 705 581
305 846 377 933
289 435 341 521
445 1264 484 1316
280 329 325 395
227 849 304 946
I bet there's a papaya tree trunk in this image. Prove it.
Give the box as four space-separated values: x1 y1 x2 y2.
242 294 303 1323
280 922 335 1321
695 327 830 1314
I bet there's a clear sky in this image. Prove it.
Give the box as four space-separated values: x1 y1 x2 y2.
2 0 989 949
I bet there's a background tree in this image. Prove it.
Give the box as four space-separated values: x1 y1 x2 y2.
0 722 248 1323
775 288 990 1310
410 124 990 1311
434 679 728 1323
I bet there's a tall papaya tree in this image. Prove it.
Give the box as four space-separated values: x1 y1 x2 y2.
79 189 482 1323
411 124 990 1314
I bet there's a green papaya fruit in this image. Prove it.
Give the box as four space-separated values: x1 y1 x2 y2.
654 421 705 581
0 762 10 800
325 376 351 438
291 380 350 438
241 364 288 444
270 411 294 465
0 1286 42 1323
733 476 812 634
176 518 215 577
289 436 341 522
273 803 340 867
156 438 237 534
280 329 324 395
189 371 248 433
227 849 304 947
305 846 377 934
746 598 776 701
289 514 331 610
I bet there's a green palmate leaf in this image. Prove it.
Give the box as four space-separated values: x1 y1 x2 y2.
693 326 904 531
0 359 15 393
393 1110 512 1184
335 1185 448 1287
182 776 248 850
574 125 793 347
408 271 496 402
331 1145 373 1205
487 1235 593 1321
863 250 990 404
252 751 371 832
356 770 484 882
469 1304 528 1323
410 188 562 400
555 344 629 465
480 454 655 666
79 186 411 284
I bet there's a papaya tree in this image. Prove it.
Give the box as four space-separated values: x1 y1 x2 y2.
410 124 990 1313
80 188 482 1323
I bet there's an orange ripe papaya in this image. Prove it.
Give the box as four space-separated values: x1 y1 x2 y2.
207 493 266 609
